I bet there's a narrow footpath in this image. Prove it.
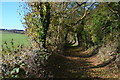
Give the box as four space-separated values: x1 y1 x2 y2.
48 46 119 79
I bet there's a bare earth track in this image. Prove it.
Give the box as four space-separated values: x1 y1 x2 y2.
48 46 119 79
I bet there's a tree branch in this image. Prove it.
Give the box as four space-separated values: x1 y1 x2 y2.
76 2 86 7
73 2 96 25
107 4 119 14
65 2 96 27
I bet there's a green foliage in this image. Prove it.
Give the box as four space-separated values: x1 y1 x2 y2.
24 12 44 48
2 49 28 78
20 2 120 49
1 45 51 78
84 3 120 46
2 2 120 78
21 2 120 50
23 2 50 48
1 39 25 54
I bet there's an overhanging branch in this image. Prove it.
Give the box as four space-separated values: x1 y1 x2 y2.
65 2 96 27
76 2 86 7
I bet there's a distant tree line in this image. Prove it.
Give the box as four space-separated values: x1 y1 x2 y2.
0 29 24 34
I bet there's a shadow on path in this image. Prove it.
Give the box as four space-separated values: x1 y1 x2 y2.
63 45 101 58
47 46 118 79
47 53 93 78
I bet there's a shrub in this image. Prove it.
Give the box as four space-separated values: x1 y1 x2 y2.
1 41 52 78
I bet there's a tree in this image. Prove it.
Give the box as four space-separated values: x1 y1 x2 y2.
23 2 51 48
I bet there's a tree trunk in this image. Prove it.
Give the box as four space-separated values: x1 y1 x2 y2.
65 31 68 43
42 3 50 48
77 33 80 46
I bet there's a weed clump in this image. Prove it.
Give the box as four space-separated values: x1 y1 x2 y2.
1 39 52 78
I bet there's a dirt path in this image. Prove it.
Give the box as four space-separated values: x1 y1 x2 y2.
48 47 119 79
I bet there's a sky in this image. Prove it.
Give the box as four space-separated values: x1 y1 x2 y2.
0 2 25 30
0 1 96 30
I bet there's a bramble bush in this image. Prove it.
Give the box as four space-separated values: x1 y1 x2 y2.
1 39 52 78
